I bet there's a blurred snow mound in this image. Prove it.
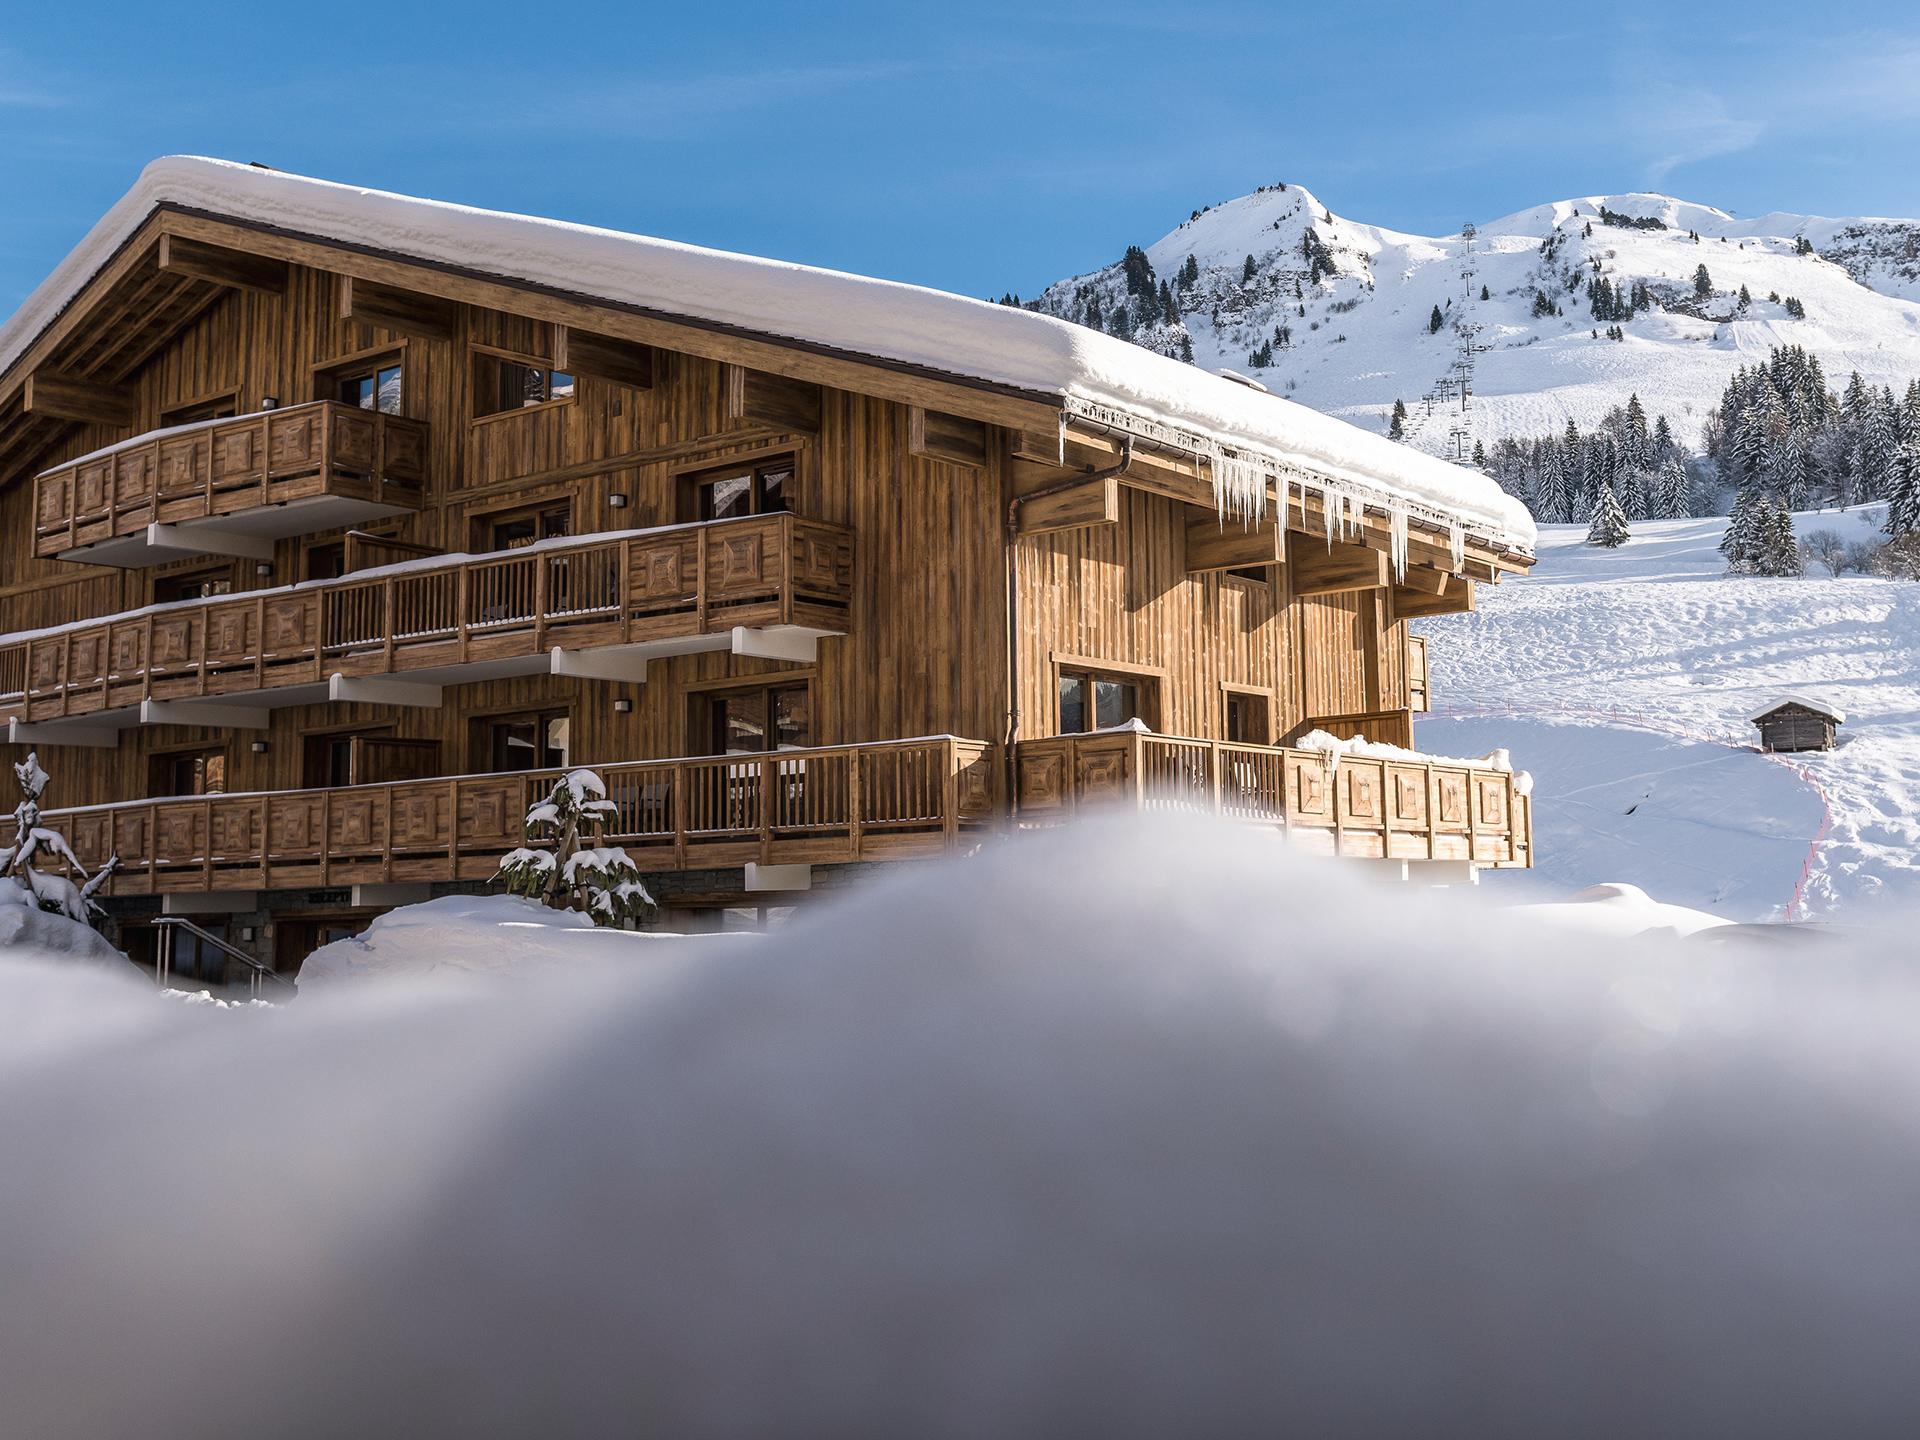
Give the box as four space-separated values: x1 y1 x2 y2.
3 817 1920 1436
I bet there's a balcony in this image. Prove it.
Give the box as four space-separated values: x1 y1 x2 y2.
32 401 428 566
19 737 998 898
1016 730 1533 869
1 512 856 745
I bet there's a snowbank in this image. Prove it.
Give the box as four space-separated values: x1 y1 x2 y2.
1510 881 1733 939
0 157 1533 554
4 817 1920 1433
295 893 704 990
0 883 134 973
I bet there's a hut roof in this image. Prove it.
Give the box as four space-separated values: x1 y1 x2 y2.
1748 694 1846 726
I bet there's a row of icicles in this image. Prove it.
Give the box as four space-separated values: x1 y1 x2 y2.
1207 447 1466 580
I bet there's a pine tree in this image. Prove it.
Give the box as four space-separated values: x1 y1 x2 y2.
1427 304 1445 335
1654 457 1689 518
1242 254 1257 284
1479 283 1490 301
1694 263 1713 298
496 769 657 927
1721 487 1767 572
1764 500 1802 576
1587 481 1630 548
1388 398 1408 441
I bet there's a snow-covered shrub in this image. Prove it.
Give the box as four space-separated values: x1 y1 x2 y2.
0 752 118 926
495 769 656 927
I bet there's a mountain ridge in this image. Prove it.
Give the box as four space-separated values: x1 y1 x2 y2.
1023 181 1920 458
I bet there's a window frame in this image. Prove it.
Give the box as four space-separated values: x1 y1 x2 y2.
472 707 574 775
152 563 238 605
148 744 230 799
469 344 577 424
677 453 798 524
470 496 576 554
159 389 242 428
688 678 814 757
1221 684 1277 746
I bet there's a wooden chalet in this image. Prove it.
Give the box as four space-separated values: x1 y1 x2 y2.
0 158 1537 981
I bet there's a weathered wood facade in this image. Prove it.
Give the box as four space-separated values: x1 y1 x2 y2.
0 170 1533 974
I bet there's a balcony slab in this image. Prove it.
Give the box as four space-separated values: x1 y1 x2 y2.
58 496 413 568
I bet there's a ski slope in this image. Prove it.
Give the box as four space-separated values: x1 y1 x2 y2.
1416 506 1920 920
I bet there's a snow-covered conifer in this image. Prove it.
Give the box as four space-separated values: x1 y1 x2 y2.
1587 482 1630 548
496 769 657 928
0 752 119 924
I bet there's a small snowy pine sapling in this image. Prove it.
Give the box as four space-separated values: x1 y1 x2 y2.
496 769 656 927
0 751 120 924
1587 482 1630 548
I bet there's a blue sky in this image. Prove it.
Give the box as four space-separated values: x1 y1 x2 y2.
2 1 1918 313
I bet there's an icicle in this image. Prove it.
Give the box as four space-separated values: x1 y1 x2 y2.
1209 448 1267 524
1322 484 1343 548
1387 503 1409 581
1448 520 1466 574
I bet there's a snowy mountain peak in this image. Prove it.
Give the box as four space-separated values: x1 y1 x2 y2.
1026 182 1920 455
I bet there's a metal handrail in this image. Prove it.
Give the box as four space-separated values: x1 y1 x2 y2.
151 916 292 1000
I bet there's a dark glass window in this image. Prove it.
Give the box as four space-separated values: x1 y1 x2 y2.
689 459 795 522
702 684 810 756
305 542 347 581
337 363 404 415
1059 669 1146 735
161 394 239 427
485 711 571 772
151 748 227 798
474 353 574 417
1225 692 1269 745
482 502 572 552
154 568 234 604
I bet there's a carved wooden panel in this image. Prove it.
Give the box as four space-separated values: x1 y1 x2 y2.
209 802 259 859
390 786 447 849
268 797 324 854
36 475 71 526
1434 772 1468 827
328 794 384 851
113 449 154 506
712 533 767 592
150 614 199 668
68 632 105 684
206 604 255 660
382 420 426 482
262 597 315 653
1389 767 1427 826
330 410 376 472
458 781 523 845
794 532 850 593
630 538 694 602
1017 749 1067 812
210 422 263 484
113 810 150 862
1288 754 1334 823
268 410 323 472
75 463 110 516
110 624 147 674
156 434 209 497
1340 763 1383 825
1076 748 1128 804
155 808 204 864
28 642 65 690
958 755 993 814
1474 775 1508 830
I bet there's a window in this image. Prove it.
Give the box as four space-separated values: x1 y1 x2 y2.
1225 691 1270 745
150 748 227 798
478 501 572 553
481 711 571 773
335 361 404 415
698 683 810 756
160 392 239 427
684 457 795 523
1058 668 1149 735
153 567 234 604
473 351 574 418
304 541 347 581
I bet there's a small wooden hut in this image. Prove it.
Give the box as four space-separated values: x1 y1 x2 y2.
1749 696 1844 753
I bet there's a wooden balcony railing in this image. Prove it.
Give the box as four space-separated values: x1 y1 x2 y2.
32 401 429 559
12 737 997 898
1296 707 1416 750
0 512 855 726
1016 731 1532 868
1408 634 1430 713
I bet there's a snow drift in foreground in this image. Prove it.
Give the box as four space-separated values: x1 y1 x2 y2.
5 818 1920 1436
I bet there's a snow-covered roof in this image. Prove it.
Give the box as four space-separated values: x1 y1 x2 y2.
0 157 1534 555
1748 694 1846 725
